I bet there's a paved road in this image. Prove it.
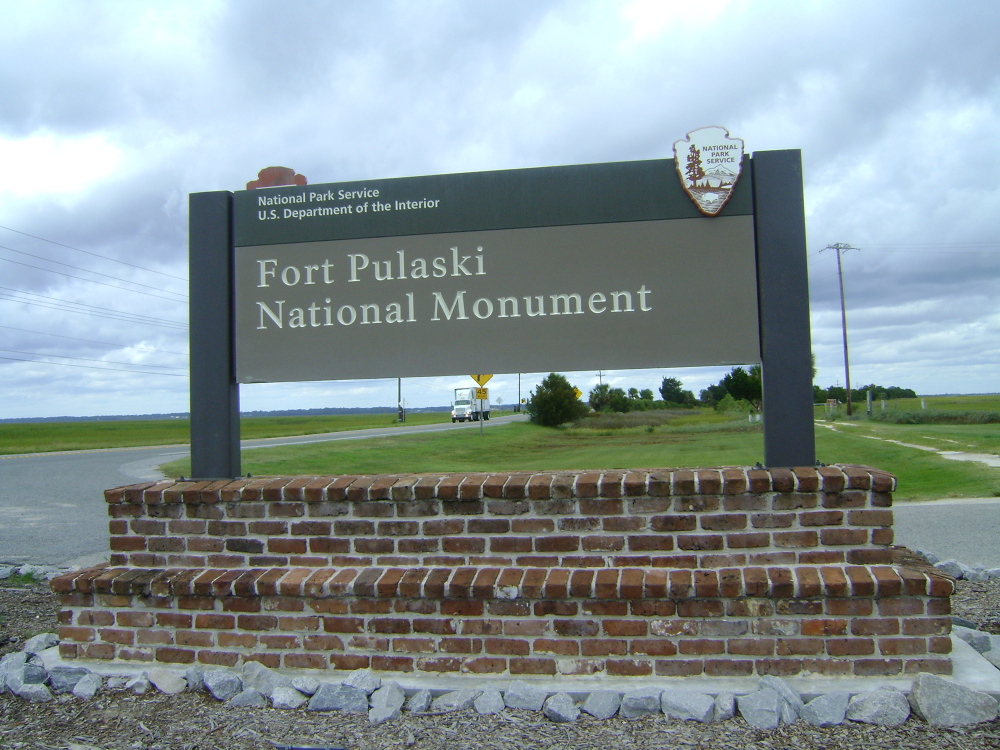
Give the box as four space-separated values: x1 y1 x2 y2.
893 497 1000 568
3 414 997 570
0 415 525 568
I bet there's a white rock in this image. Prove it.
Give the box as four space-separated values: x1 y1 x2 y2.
15 682 53 703
343 668 381 696
582 689 621 719
242 661 291 697
183 666 204 692
620 687 663 719
48 667 92 694
271 686 308 710
203 669 243 702
909 672 999 726
474 686 505 715
308 683 369 713
986 568 1000 579
714 692 737 722
22 633 59 656
504 680 548 711
228 688 267 707
72 673 101 700
291 675 320 695
406 688 432 713
983 649 1000 669
954 625 993 654
147 668 187 695
125 675 150 695
935 560 964 578
758 675 804 713
738 689 782 730
432 688 481 712
543 692 580 723
846 688 910 726
660 689 715 722
371 682 406 713
802 691 850 727
367 681 405 724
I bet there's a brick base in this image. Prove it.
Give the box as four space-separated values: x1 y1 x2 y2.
51 466 954 678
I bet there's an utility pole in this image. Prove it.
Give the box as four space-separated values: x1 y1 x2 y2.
821 243 859 416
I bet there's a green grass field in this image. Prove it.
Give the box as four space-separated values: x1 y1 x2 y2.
157 410 1000 502
0 411 451 455
6 395 999 502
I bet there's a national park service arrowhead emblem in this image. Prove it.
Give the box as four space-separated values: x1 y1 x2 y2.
673 126 744 216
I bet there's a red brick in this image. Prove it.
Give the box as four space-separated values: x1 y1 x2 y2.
155 647 195 664
826 638 875 656
802 619 848 636
773 530 818 548
750 512 795 529
680 639 725 655
677 534 724 551
462 657 507 673
853 659 902 676
655 659 704 676
509 657 556 675
606 659 653 676
533 639 579 656
704 659 753 676
581 639 627 656
826 599 873 616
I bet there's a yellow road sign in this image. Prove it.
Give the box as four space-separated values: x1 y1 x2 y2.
573 387 583 399
475 387 489 400
470 374 493 386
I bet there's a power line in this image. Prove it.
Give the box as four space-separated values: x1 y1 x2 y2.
0 224 188 282
0 287 187 330
0 354 188 377
0 255 187 304
0 243 187 299
0 324 188 357
0 347 186 371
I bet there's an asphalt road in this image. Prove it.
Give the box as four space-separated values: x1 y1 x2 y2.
2 414 997 570
0 415 524 568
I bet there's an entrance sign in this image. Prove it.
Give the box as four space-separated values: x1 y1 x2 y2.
231 159 758 383
189 145 815 477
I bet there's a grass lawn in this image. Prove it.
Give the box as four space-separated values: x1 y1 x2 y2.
0 411 451 455
160 414 1000 502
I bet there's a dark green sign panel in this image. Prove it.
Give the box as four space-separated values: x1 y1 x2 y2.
231 158 759 383
233 158 752 247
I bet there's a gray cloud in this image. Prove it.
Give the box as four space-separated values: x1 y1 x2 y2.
0 0 997 418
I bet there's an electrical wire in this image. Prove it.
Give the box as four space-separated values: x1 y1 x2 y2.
0 243 187 299
0 287 187 330
0 223 188 282
0 255 187 304
0 354 188 376
0 348 186 371
0 324 188 357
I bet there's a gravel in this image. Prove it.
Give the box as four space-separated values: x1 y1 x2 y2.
3 577 1000 749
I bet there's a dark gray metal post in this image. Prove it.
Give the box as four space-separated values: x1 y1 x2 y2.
189 191 241 478
752 150 816 467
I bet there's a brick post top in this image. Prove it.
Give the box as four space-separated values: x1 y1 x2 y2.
106 465 895 505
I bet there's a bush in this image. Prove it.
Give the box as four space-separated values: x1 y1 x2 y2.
866 410 1000 425
527 373 590 427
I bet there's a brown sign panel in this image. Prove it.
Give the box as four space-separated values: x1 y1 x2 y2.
234 216 759 383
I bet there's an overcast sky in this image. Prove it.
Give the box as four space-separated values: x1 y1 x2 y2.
1 0 997 420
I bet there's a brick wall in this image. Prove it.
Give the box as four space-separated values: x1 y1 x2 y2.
51 465 953 679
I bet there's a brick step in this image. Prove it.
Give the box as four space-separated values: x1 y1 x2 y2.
52 563 953 679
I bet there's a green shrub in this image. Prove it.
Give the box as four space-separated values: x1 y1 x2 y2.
527 373 590 427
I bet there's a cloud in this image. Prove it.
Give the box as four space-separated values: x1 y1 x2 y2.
0 0 998 418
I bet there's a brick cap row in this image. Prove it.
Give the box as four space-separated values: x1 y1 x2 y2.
105 465 896 506
53 563 950 601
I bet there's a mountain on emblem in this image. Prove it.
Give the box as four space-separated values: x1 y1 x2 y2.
673 127 744 216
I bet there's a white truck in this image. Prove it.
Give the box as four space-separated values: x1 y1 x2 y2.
451 387 490 422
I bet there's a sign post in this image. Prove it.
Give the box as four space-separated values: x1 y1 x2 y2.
188 141 814 477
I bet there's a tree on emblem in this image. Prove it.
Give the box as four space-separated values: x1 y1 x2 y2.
685 146 705 187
